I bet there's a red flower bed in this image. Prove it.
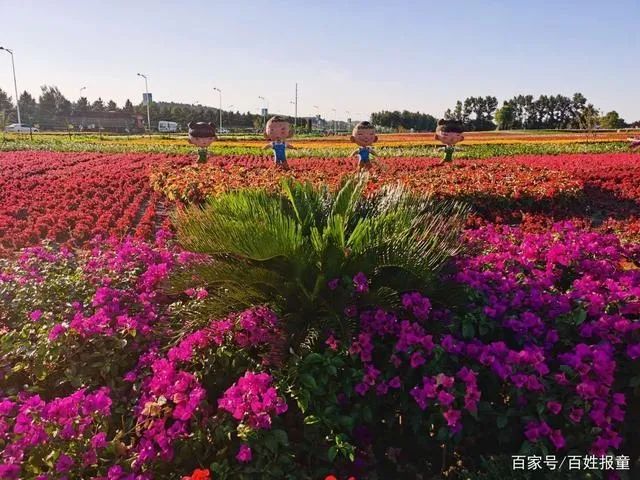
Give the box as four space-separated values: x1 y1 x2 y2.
151 153 640 240
0 151 190 254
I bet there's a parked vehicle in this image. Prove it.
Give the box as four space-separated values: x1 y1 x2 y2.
158 121 178 133
4 123 39 133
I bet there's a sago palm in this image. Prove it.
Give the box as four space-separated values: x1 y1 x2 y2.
170 174 470 352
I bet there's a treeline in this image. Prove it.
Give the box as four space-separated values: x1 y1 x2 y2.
445 93 635 131
0 86 303 130
370 111 437 131
371 93 638 132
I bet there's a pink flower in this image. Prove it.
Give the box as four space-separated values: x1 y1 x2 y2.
549 429 566 450
48 324 66 341
236 444 252 463
29 309 43 321
569 407 583 423
443 409 461 427
546 401 562 415
55 454 74 473
353 272 369 294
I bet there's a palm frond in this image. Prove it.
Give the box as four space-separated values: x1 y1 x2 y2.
170 175 470 355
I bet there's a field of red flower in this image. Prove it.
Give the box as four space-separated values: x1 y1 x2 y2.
151 152 640 240
2 147 640 478
0 151 190 254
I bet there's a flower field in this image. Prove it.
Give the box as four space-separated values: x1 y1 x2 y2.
1 130 632 158
0 151 190 254
151 152 640 240
1 144 640 479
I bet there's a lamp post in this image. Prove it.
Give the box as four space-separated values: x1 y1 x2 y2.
313 105 320 130
346 110 351 130
80 86 87 96
136 73 151 133
213 87 222 131
258 96 268 127
0 46 21 124
331 108 337 135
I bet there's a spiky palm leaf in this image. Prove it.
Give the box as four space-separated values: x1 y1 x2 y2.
170 174 470 353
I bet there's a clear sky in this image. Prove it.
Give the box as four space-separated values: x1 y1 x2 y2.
1 0 639 121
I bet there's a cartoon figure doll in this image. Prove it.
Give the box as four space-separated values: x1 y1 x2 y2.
628 137 640 150
188 122 217 163
350 121 378 170
435 119 464 164
263 116 295 169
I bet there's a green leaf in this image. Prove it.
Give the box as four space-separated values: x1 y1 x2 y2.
497 415 508 429
299 374 318 391
462 321 475 339
328 446 338 462
304 415 320 425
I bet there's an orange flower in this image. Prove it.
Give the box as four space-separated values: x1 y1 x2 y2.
182 468 211 480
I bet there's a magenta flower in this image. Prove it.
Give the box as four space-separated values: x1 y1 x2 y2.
236 444 252 463
353 272 369 294
546 401 562 415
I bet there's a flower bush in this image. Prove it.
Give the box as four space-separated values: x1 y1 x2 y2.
1 220 638 478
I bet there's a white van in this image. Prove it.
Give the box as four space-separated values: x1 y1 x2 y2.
158 121 178 133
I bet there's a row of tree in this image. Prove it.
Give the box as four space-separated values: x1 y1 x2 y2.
370 110 438 131
447 93 635 131
0 86 310 131
371 93 638 132
2 86 638 132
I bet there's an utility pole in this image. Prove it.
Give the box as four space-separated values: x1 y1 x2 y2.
294 82 298 132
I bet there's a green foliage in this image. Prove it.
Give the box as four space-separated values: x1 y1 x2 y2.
170 175 470 352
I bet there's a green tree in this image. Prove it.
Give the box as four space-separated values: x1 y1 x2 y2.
495 102 516 130
107 99 118 111
123 99 134 113
600 111 625 129
171 176 469 353
91 98 106 112
18 91 37 123
38 85 71 127
0 88 13 112
579 104 600 137
74 97 89 113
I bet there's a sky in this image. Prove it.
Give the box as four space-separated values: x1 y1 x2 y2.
1 0 639 121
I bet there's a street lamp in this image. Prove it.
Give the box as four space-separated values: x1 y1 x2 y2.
0 46 21 124
136 73 151 133
345 110 351 129
331 108 337 135
80 86 87 96
213 87 222 131
258 96 268 126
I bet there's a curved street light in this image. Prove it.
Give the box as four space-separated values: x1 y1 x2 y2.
136 73 151 133
213 87 222 131
0 46 21 124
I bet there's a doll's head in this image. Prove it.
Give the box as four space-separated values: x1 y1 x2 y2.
351 121 378 147
265 116 292 142
188 122 217 148
435 119 464 146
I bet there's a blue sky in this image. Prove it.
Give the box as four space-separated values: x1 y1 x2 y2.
1 0 639 121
